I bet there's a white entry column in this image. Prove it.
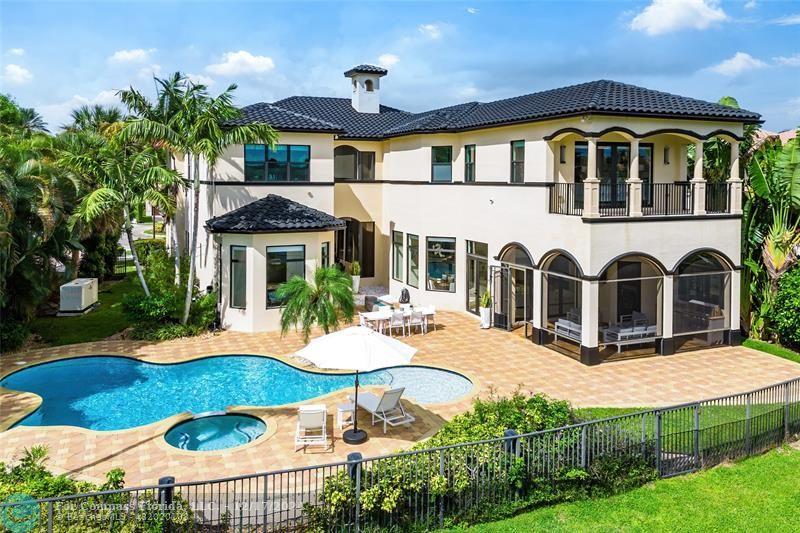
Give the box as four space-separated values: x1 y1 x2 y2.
661 274 675 355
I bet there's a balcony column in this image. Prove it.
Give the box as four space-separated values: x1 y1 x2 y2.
583 138 600 218
691 140 706 215
627 138 643 217
530 269 544 344
729 269 742 345
659 275 675 355
580 279 600 365
728 140 743 215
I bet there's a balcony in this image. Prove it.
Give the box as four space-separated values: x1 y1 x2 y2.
549 181 733 218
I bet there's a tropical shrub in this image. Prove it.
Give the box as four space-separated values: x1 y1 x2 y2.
0 318 29 352
772 267 800 349
132 239 167 267
78 232 120 281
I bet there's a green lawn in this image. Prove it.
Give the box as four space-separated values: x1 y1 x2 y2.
452 446 800 532
29 275 141 346
743 338 800 364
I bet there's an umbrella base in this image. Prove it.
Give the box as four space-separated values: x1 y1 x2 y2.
342 428 368 444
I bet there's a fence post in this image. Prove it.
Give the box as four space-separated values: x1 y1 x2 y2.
157 476 175 533
47 500 53 533
693 404 700 470
439 448 445 529
785 382 791 440
504 429 521 500
655 411 662 476
745 393 752 454
580 425 587 469
347 453 362 533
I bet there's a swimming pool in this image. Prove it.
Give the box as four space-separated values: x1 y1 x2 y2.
1 355 472 431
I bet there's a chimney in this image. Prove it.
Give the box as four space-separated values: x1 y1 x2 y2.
343 64 387 114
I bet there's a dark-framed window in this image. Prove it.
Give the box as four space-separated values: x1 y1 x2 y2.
464 144 476 182
230 245 247 309
392 230 404 281
426 237 456 292
431 146 452 182
245 144 310 182
266 245 305 308
511 140 525 183
334 146 375 180
321 241 330 268
335 219 375 277
574 142 653 184
407 234 419 288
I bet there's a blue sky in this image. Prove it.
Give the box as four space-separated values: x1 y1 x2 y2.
1 0 798 131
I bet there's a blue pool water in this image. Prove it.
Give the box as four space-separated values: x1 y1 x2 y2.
1 355 472 431
164 414 267 451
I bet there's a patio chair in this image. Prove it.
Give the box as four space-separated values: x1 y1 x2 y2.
294 405 329 452
388 310 407 337
350 387 416 434
409 310 426 335
419 305 436 331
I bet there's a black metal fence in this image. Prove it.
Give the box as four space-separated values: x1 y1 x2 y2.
643 183 693 216
112 247 129 278
548 183 584 216
3 376 800 532
706 182 730 214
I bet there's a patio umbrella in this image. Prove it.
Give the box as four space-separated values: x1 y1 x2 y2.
295 326 417 444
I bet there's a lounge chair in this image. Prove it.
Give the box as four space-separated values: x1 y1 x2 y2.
294 405 329 452
350 388 416 434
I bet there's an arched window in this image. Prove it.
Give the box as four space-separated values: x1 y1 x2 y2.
365 79 374 92
673 250 732 341
540 252 583 348
334 145 358 180
499 244 534 268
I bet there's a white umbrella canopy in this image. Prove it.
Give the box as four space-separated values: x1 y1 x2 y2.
295 326 416 372
294 326 417 444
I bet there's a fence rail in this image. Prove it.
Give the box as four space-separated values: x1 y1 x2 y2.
548 183 584 216
706 182 730 214
4 376 800 531
644 182 693 216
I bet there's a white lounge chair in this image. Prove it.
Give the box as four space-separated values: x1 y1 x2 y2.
351 388 416 434
294 405 329 452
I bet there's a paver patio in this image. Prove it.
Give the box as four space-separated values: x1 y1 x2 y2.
2 310 799 486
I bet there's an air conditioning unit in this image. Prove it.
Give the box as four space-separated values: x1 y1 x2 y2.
59 278 99 315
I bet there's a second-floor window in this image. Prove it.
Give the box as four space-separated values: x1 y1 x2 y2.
431 146 452 182
244 144 310 182
392 231 404 281
334 145 375 180
511 140 525 183
464 144 476 182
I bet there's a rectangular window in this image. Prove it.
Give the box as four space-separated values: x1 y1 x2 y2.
427 237 456 292
244 144 266 182
392 231 404 281
321 241 330 268
230 246 247 309
464 144 476 182
407 234 419 288
266 245 305 308
431 146 452 182
359 152 375 180
511 140 525 183
245 144 310 182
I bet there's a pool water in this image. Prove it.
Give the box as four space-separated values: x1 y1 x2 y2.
1 355 472 431
164 414 267 451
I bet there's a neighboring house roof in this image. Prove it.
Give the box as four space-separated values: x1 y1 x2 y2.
205 194 345 234
233 79 762 140
343 64 388 77
753 128 797 151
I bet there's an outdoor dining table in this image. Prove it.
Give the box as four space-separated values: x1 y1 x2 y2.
361 307 435 335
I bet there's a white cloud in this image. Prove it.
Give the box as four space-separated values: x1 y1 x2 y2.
108 48 156 64
378 53 399 68
707 52 767 76
187 73 215 86
205 50 275 76
466 7 478 14
3 64 33 84
137 64 162 79
774 54 800 67
744 0 757 9
418 24 442 40
39 90 120 129
772 14 800 26
8 48 25 56
630 0 727 35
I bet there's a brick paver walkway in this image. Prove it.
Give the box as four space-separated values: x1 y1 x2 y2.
2 311 799 486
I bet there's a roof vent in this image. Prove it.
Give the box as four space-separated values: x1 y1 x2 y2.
344 64 387 114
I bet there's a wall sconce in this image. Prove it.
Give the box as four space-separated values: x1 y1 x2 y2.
559 145 566 164
663 146 670 165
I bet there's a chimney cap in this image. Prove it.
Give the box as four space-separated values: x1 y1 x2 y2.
344 64 388 78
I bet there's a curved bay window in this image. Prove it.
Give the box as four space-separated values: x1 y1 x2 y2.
673 251 731 350
541 254 583 355
266 245 305 308
426 237 456 292
334 145 375 181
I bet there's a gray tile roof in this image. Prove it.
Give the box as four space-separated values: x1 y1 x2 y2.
343 64 388 77
206 194 345 234
232 79 761 139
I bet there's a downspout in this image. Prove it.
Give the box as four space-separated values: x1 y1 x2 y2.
215 234 222 331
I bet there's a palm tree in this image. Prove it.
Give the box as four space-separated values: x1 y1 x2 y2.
64 104 123 132
119 80 277 323
19 107 48 134
277 266 355 343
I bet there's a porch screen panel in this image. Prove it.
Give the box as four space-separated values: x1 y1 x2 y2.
230 246 247 309
673 272 730 334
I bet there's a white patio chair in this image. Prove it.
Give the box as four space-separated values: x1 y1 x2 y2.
294 405 329 452
420 305 436 331
350 388 416 434
409 310 426 335
388 310 407 337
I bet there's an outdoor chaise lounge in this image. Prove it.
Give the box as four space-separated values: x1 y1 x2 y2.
294 405 329 452
603 311 658 353
350 387 416 434
554 310 582 343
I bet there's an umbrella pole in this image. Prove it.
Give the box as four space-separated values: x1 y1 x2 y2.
343 370 368 444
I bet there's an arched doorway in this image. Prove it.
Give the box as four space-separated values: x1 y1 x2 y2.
540 252 583 356
491 244 534 330
672 250 732 350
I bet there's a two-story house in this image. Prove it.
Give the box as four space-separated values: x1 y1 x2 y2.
173 64 761 365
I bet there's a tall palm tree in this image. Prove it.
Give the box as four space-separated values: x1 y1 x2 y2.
19 107 49 134
64 104 123 132
277 266 355 343
120 80 277 323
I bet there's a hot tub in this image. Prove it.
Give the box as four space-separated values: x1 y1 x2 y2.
164 412 266 451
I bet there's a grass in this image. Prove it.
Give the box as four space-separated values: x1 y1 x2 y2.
29 275 142 346
452 446 800 532
743 338 800 364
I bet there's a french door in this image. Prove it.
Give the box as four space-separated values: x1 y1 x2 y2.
466 254 488 315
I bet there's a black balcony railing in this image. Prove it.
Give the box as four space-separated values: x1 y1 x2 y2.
706 182 730 214
598 183 628 216
549 183 584 215
643 182 693 216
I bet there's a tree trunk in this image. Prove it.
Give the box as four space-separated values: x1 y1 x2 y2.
172 153 182 287
182 154 200 324
125 205 150 297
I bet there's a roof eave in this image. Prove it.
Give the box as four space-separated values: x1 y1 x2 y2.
206 223 346 235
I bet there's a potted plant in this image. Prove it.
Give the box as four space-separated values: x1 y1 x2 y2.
479 289 492 329
350 260 361 293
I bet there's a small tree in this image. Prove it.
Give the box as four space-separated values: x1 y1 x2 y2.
277 266 355 343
